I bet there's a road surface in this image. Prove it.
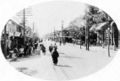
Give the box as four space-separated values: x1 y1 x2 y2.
10 41 117 80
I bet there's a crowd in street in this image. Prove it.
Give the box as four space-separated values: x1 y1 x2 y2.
1 34 60 65
1 37 35 60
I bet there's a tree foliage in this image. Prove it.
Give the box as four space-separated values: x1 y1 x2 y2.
85 5 113 26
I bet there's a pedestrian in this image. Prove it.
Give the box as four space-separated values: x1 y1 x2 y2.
34 42 38 51
24 42 29 56
59 40 61 46
19 46 24 57
54 43 57 50
51 44 59 65
79 40 82 49
10 46 18 61
49 44 53 53
40 44 46 55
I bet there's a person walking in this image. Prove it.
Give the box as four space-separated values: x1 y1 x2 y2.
40 44 46 55
10 46 18 61
51 44 59 65
24 42 29 56
49 44 53 53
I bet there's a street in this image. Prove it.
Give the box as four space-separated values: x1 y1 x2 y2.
10 40 117 80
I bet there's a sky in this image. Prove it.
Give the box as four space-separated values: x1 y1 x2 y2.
12 1 88 38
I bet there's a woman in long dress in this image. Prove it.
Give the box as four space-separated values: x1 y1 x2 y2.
51 44 59 65
40 44 46 56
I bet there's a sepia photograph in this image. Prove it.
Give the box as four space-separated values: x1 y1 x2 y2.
0 1 120 80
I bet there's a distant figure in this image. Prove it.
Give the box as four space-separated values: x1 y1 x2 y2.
54 43 57 50
49 44 53 53
24 42 29 56
59 40 61 46
10 51 17 61
40 44 46 55
11 46 18 61
79 40 82 49
33 41 38 53
51 44 59 65
34 42 38 50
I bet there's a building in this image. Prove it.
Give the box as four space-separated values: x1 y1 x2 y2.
4 19 24 37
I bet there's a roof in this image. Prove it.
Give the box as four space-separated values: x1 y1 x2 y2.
64 26 80 31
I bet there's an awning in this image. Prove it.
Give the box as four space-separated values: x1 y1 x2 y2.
90 24 97 31
90 22 109 31
96 22 108 30
9 32 21 37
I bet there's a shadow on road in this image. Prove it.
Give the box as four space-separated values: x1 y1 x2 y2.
17 67 28 72
60 55 82 59
57 64 72 68
59 52 65 55
16 67 38 76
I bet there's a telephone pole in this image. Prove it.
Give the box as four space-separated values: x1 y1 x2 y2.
54 27 55 41
61 20 64 44
108 27 111 57
17 7 32 44
85 15 90 51
33 22 34 33
23 8 26 45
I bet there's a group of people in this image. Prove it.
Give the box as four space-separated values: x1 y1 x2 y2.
38 42 60 65
1 35 41 60
25 41 60 65
1 34 60 65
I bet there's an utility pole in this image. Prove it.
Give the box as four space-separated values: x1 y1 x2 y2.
17 7 32 44
87 25 90 51
85 16 90 51
85 25 89 50
32 22 35 41
108 27 111 57
23 8 26 45
61 20 64 44
33 22 34 33
54 27 55 42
